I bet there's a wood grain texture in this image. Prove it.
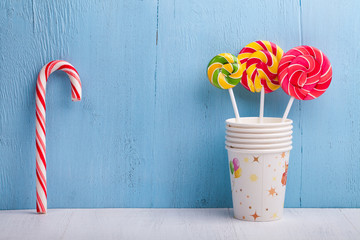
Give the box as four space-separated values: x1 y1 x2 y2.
0 209 359 240
299 0 360 207
0 0 358 210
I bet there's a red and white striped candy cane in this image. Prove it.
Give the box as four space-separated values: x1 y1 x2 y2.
35 60 82 213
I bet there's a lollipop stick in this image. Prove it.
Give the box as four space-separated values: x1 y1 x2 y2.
228 88 240 122
282 96 295 121
259 86 265 123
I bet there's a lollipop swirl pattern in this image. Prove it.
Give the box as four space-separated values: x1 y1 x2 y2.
207 53 243 89
278 46 332 100
238 41 284 93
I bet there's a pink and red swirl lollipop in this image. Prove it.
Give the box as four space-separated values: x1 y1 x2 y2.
279 46 332 120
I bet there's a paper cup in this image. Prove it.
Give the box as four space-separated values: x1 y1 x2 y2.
226 125 293 133
226 146 292 221
226 130 293 139
225 141 292 149
225 135 292 144
226 117 293 128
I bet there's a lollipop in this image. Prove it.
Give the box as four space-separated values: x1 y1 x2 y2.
279 46 332 120
238 41 284 122
207 53 243 121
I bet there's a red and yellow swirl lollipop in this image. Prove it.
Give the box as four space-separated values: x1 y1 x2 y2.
279 46 332 120
238 40 283 93
238 41 284 121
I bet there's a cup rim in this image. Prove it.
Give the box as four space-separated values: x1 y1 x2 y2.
226 125 293 133
225 145 293 154
226 130 293 139
225 135 293 143
225 140 292 149
226 117 293 128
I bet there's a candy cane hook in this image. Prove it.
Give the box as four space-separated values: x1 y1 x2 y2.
35 60 82 213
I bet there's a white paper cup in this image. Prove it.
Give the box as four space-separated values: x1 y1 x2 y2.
226 125 293 133
226 130 293 139
226 146 291 221
225 141 292 149
226 135 292 144
226 117 293 128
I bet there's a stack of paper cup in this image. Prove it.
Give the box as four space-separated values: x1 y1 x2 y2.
225 117 293 221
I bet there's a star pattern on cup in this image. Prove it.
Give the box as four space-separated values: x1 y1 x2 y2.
230 149 290 221
251 211 260 221
268 187 277 196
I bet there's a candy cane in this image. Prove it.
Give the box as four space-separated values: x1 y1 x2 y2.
35 60 82 213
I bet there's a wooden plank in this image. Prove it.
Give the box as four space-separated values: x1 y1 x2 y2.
0 209 359 240
0 0 158 209
300 0 360 207
340 209 360 233
155 0 301 208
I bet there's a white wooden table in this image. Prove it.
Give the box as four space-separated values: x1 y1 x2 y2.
0 208 359 240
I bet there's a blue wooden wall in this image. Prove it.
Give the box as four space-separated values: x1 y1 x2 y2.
0 0 359 210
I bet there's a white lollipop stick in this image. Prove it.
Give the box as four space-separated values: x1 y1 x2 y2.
228 88 240 122
259 86 265 123
282 96 295 122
